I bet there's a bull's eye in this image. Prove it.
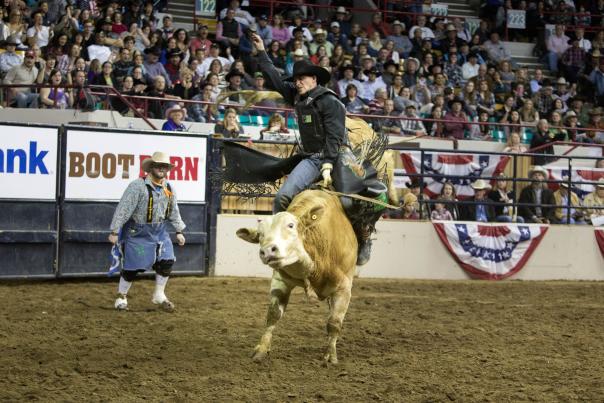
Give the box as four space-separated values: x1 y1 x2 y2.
287 223 295 229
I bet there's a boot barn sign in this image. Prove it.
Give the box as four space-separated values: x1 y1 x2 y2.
0 125 58 200
64 129 208 203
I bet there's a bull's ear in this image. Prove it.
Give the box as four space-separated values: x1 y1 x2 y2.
236 228 260 243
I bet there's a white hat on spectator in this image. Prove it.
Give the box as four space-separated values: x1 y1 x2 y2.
142 151 174 172
293 49 305 57
471 179 491 190
336 6 347 14
529 166 549 178
315 28 326 36
392 20 405 30
596 178 604 188
560 176 571 188
556 77 568 85
164 104 187 120
331 21 340 28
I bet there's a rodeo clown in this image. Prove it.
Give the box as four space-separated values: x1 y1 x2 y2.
250 33 376 265
108 151 186 311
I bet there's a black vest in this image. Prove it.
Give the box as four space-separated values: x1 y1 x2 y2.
221 19 239 39
294 86 337 154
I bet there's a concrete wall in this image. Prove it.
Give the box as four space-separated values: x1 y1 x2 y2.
215 215 604 280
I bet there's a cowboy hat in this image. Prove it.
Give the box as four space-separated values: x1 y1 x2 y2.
471 179 491 190
288 59 331 85
363 67 381 76
383 59 398 70
167 48 184 60
560 176 571 188
164 103 187 120
564 110 578 120
528 165 548 178
448 96 465 108
336 6 347 13
144 46 161 56
392 20 405 29
556 77 567 85
405 177 423 189
592 49 601 58
589 107 603 116
314 28 326 36
446 23 457 32
596 177 604 188
225 68 245 81
142 151 174 172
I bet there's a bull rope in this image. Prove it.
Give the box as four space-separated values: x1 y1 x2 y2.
318 187 401 210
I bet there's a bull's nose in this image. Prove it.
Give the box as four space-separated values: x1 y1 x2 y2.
259 244 278 260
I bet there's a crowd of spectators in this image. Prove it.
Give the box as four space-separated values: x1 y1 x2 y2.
0 0 602 222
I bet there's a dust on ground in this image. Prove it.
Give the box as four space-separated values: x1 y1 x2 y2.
1 277 603 402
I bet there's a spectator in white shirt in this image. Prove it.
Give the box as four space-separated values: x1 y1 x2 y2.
196 43 233 77
462 52 480 81
408 15 435 40
575 28 591 53
360 67 386 101
546 24 570 74
219 0 254 28
26 11 52 49
87 31 112 64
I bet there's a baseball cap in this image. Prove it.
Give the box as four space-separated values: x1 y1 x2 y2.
331 21 340 28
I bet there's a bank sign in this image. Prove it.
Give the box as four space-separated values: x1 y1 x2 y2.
65 130 208 202
0 126 58 200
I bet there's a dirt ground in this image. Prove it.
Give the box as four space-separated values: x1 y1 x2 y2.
1 277 603 402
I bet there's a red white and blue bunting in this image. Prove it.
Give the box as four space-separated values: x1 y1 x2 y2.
596 229 604 260
433 222 549 280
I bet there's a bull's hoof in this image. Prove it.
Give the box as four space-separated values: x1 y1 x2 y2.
323 353 338 365
251 346 269 362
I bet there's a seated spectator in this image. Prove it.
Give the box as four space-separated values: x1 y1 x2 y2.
437 181 459 219
219 0 254 28
503 131 528 153
443 97 471 140
386 20 412 58
520 99 540 127
309 28 333 57
406 178 430 219
373 98 402 135
0 36 23 78
459 179 495 222
488 174 524 222
548 110 569 141
26 11 51 49
564 111 585 141
552 179 586 224
260 113 289 139
87 31 112 64
147 75 180 119
216 8 243 53
4 49 40 108
93 61 115 86
475 79 495 116
545 24 570 74
39 69 71 109
287 15 313 43
360 67 386 102
427 105 445 137
270 14 291 48
366 11 391 38
198 43 233 78
172 68 199 100
190 24 213 56
530 69 544 95
214 107 244 138
562 38 586 84
554 77 573 105
143 46 171 86
461 52 480 81
483 32 512 65
533 83 556 116
189 83 219 123
589 59 604 106
471 110 494 140
530 119 561 165
400 104 427 136
583 178 604 224
408 15 434 40
72 69 97 111
400 193 420 220
162 103 187 131
341 83 369 115
431 200 453 221
518 166 555 223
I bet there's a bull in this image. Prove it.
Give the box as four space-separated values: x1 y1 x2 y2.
237 189 357 364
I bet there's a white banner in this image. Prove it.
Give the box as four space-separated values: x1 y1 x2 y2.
65 130 208 202
507 10 526 29
0 125 58 200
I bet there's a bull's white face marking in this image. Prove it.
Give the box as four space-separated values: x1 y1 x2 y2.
257 212 304 269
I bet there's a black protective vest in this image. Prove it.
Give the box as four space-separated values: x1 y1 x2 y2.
294 86 335 154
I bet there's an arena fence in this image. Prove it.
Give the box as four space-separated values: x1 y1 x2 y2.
0 123 216 279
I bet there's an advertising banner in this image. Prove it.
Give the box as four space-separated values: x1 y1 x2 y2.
0 125 58 200
65 130 208 202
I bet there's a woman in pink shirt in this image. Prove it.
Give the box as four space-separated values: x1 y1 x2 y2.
271 14 291 47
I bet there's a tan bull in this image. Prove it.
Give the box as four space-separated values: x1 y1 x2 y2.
237 189 357 364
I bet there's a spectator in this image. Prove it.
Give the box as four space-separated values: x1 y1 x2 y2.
366 87 388 115
72 69 97 111
471 110 494 140
214 107 244 138
443 97 471 139
530 119 560 165
461 52 480 81
408 15 434 40
6 9 26 49
87 31 111 64
270 14 291 48
366 12 390 38
190 24 212 56
400 104 426 136
459 179 495 222
427 105 445 137
216 8 242 52
583 178 604 224
4 49 40 108
444 53 463 88
39 69 72 109
373 98 402 135
197 43 233 78
406 178 430 219
545 24 570 74
575 27 591 53
172 69 199 100
488 174 524 222
287 15 313 43
27 11 52 49
161 103 188 131
332 7 351 37
476 79 495 116
529 69 544 95
518 166 555 223
552 179 586 224
483 32 512 65
0 36 23 77
520 99 540 127
562 38 586 84
400 192 419 220
341 83 369 114
147 75 179 119
503 131 528 153
386 20 412 58
431 200 453 221
93 61 115 86
564 111 585 141
259 113 289 138
143 46 171 86
436 181 459 219
164 49 184 85
309 28 333 57
548 110 569 141
360 67 386 101
533 83 556 116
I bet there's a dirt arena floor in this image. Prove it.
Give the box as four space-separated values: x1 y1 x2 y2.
1 277 603 402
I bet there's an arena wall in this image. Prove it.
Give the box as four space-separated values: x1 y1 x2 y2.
215 215 604 281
